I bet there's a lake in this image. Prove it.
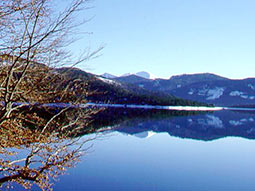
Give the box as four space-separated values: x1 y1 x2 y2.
52 109 255 191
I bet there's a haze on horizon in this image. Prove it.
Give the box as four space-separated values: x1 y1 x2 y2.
70 0 255 80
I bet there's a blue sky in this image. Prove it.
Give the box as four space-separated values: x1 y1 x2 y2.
71 0 255 79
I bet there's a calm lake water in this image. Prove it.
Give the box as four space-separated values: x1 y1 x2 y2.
51 109 255 191
3 109 245 191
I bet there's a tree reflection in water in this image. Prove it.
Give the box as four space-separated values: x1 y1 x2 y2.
0 107 97 190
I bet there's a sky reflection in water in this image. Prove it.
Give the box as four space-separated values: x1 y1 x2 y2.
54 110 255 191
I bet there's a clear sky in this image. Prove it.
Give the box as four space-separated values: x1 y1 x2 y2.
71 0 255 79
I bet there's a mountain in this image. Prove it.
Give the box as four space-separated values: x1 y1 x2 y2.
120 71 154 79
113 73 226 92
169 73 228 86
171 78 255 106
121 73 132 77
56 67 207 106
135 71 153 79
101 71 155 80
110 73 255 107
114 74 152 84
101 73 117 79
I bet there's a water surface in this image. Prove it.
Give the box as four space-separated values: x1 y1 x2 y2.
53 110 255 191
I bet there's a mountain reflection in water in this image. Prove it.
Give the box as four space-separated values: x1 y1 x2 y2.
54 109 255 191
98 109 255 141
6 108 255 190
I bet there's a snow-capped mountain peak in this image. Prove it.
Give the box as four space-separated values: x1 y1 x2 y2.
102 71 156 80
101 73 117 79
135 71 151 79
121 73 132 77
121 71 156 79
135 71 157 79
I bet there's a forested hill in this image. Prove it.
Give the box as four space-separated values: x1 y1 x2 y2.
107 72 255 107
55 67 209 106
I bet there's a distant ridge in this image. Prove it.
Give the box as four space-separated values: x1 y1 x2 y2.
114 74 152 84
135 71 152 79
169 73 228 81
101 73 117 79
101 71 156 80
56 67 206 106
111 72 255 107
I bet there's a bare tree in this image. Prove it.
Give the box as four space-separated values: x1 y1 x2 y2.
0 0 102 190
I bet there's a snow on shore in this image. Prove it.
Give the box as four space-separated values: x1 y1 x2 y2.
7 102 255 111
82 103 223 111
